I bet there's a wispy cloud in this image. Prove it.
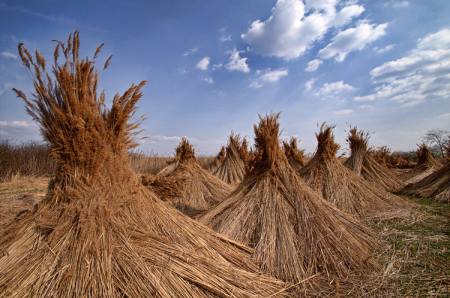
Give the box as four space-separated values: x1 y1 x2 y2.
249 68 288 88
393 1 409 8
220 35 232 42
183 48 198 56
203 77 214 84
0 120 34 128
374 44 395 54
314 81 355 96
318 21 388 62
354 28 450 106
305 59 323 72
196 57 211 70
333 109 354 115
1 51 18 59
305 78 316 91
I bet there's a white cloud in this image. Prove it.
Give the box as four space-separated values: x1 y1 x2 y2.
354 29 450 106
196 57 210 70
374 44 395 54
393 1 409 8
358 105 373 108
438 113 450 118
313 81 355 96
0 120 33 127
220 35 232 42
203 77 214 84
305 59 323 72
305 77 316 91
249 68 288 88
183 48 198 56
212 63 223 70
177 68 188 74
318 21 388 62
150 135 183 142
333 109 354 115
1 51 18 59
226 49 250 73
241 0 364 60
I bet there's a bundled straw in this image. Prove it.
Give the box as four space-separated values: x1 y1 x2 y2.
0 31 287 297
208 146 225 172
282 137 305 172
200 113 379 288
213 132 246 185
403 140 450 202
399 143 439 184
143 138 233 214
343 126 403 191
298 123 410 219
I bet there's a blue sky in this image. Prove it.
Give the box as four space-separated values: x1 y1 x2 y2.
1 0 449 156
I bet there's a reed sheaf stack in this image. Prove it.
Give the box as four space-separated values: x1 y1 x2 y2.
0 31 287 297
213 132 246 185
208 146 225 172
298 123 409 219
200 113 379 290
282 137 305 172
404 139 450 202
399 143 439 184
343 126 403 192
142 137 234 214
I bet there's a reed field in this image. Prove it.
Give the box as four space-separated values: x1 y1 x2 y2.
1 31 448 297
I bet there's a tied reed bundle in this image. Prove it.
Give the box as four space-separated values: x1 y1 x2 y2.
343 126 403 192
298 123 410 219
0 31 287 297
200 112 379 290
403 140 450 202
282 137 305 172
208 146 226 172
399 143 439 184
213 132 246 185
143 138 233 214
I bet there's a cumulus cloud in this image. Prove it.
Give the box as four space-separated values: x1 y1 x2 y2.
225 49 250 73
196 57 210 70
318 21 388 62
354 28 450 106
241 0 364 60
305 59 323 72
333 109 354 115
183 48 198 56
249 68 288 88
203 77 214 84
1 51 18 59
313 81 355 96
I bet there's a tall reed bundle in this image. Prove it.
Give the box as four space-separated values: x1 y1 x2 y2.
200 113 379 287
399 143 439 184
298 123 409 218
239 137 250 164
282 137 305 172
213 133 246 185
0 31 287 297
403 141 450 202
142 138 234 214
343 127 403 191
208 146 225 172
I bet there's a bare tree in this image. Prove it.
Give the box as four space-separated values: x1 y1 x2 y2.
421 129 450 158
